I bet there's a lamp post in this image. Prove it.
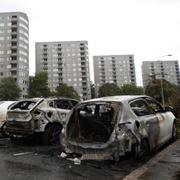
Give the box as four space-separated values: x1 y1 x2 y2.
158 54 172 107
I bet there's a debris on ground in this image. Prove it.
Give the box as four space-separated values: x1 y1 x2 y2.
13 152 33 156
67 157 81 165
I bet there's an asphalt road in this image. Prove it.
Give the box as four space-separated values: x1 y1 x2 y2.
0 137 149 180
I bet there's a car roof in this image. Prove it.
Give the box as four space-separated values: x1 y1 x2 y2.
16 97 78 102
81 95 149 103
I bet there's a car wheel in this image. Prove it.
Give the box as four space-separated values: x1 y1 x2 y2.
133 139 150 160
171 122 177 141
1 122 8 137
43 124 62 145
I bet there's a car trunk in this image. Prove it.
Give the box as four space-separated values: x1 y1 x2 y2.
66 102 121 144
7 99 43 120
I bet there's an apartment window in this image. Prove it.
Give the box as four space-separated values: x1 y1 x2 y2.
81 62 86 65
11 35 17 39
82 82 87 86
12 21 17 25
12 42 17 46
11 64 17 68
11 27 17 32
11 56 17 60
11 71 17 75
80 47 84 51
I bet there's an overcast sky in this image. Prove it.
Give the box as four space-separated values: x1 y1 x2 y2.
0 0 180 86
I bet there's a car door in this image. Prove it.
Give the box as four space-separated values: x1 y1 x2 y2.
130 99 160 149
144 98 172 144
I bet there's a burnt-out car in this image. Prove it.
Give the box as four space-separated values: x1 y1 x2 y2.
6 97 79 144
61 95 176 161
0 101 16 136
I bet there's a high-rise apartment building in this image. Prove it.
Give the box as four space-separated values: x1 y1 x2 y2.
35 41 91 100
142 61 180 87
0 12 29 98
93 55 136 90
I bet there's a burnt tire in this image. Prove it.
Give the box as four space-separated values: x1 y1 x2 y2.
131 143 139 159
171 121 177 142
133 139 150 160
43 124 62 145
1 122 8 137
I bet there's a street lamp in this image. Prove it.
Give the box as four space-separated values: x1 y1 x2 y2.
158 54 172 61
158 54 172 108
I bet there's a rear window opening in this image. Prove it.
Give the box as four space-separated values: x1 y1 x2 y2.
10 101 37 110
67 102 120 143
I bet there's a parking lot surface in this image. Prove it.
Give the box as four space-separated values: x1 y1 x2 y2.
0 137 147 180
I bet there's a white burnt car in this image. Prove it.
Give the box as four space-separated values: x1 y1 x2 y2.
6 97 78 144
61 95 176 161
0 101 16 136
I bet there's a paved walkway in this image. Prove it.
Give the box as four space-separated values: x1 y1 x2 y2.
123 139 180 180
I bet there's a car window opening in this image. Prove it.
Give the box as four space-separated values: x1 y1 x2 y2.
67 102 120 143
10 101 37 110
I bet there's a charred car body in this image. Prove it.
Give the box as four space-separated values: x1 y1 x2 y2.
0 101 16 136
6 97 78 144
61 95 176 161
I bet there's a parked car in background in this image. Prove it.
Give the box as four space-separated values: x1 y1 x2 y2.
5 97 79 144
61 95 176 161
0 101 16 137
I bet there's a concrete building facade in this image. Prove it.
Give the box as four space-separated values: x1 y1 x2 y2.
0 12 29 98
142 61 180 87
35 41 91 100
93 55 136 91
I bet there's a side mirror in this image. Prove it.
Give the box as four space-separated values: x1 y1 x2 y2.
164 106 173 112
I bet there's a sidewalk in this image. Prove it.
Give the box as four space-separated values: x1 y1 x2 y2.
123 139 180 180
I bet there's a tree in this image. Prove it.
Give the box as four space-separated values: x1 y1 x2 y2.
98 83 122 97
121 84 144 95
55 83 80 100
145 79 176 105
0 77 21 100
29 71 51 98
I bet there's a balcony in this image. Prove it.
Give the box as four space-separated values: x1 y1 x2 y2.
11 45 17 50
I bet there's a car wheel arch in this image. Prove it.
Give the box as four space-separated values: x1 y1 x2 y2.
132 137 150 160
43 122 63 145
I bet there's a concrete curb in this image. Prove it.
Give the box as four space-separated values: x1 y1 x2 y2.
123 139 180 180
